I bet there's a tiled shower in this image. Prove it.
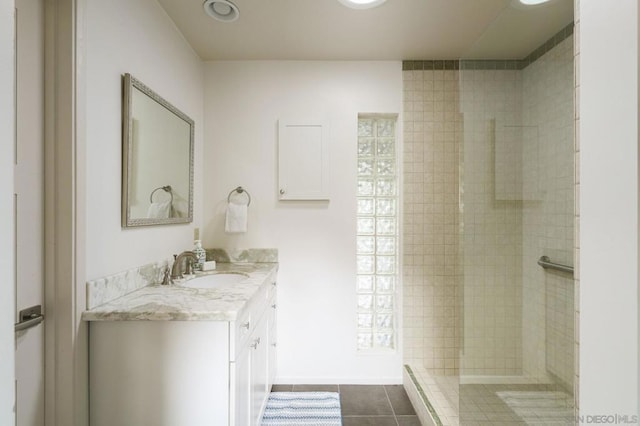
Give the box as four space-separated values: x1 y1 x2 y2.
402 24 575 425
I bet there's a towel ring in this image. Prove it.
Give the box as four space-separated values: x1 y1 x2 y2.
227 186 251 206
150 185 173 203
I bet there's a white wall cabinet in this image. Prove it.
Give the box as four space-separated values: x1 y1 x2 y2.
278 120 330 200
90 281 277 426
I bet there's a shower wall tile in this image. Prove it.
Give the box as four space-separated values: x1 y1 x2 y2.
521 35 575 388
459 68 524 377
402 68 462 376
402 30 575 395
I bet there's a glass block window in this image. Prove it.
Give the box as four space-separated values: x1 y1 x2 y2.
356 116 398 351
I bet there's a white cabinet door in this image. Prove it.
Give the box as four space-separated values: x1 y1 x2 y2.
278 120 330 200
250 317 269 426
268 298 277 385
90 321 230 426
233 345 251 426
235 315 268 426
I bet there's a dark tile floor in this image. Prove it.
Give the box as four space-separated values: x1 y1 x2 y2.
270 384 421 426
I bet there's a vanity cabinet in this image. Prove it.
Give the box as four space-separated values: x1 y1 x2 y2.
268 285 278 385
232 282 274 426
89 277 277 426
234 320 270 426
233 334 251 426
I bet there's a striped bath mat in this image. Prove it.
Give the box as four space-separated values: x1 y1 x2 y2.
261 392 342 426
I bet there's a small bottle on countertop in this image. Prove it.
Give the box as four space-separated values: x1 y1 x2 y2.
193 240 206 272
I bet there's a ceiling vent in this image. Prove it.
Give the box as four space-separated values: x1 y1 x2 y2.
203 0 240 22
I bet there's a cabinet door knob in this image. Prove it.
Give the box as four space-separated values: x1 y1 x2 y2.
279 189 285 195
250 338 260 349
242 321 250 330
271 304 277 309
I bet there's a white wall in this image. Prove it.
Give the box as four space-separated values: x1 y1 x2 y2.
0 1 15 423
579 0 639 419
203 61 403 383
85 0 203 280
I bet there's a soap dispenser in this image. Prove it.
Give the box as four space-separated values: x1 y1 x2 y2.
193 240 206 272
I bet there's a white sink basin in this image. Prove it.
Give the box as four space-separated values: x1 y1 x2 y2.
180 272 249 289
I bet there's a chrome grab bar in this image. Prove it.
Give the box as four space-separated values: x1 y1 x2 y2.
14 305 44 332
537 255 574 275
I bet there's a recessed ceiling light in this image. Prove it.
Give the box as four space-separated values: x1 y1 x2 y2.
203 0 239 22
337 0 387 10
510 0 556 9
518 0 553 5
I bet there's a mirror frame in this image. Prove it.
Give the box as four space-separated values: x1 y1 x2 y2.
121 73 194 227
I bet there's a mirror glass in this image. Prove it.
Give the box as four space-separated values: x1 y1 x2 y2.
122 73 194 227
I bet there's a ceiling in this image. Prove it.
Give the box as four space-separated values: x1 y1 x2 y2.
157 0 574 61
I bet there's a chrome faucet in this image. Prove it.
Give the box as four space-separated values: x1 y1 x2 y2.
170 251 199 281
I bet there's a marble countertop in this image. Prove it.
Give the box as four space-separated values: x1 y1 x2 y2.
81 262 278 322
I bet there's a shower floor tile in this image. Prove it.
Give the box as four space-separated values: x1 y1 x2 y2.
461 384 573 425
406 363 575 425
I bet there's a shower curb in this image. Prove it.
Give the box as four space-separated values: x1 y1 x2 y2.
403 365 443 426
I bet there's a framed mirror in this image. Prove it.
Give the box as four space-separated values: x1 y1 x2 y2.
122 73 194 227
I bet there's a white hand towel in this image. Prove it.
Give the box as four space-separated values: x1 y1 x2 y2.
225 201 248 233
147 201 172 219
